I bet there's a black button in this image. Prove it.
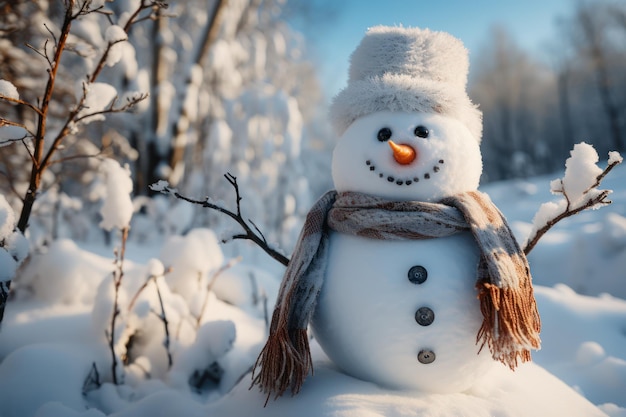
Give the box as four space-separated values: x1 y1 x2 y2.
418 349 436 364
415 307 435 326
408 265 427 284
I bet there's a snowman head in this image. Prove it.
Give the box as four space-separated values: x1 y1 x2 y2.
329 26 483 201
332 110 482 201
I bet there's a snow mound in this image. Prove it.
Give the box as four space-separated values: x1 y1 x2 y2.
208 357 608 417
0 343 95 417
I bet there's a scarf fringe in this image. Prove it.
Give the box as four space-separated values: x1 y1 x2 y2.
251 314 312 405
476 281 541 370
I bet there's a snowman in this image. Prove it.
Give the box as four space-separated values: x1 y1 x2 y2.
252 26 541 400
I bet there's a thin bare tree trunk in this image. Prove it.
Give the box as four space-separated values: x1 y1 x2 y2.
16 3 74 233
168 0 227 186
579 9 624 151
557 69 574 155
3 0 75 329
143 8 169 191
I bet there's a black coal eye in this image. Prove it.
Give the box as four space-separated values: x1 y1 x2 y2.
377 127 392 142
414 125 429 138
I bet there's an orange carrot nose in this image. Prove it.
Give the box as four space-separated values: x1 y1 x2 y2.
389 140 417 165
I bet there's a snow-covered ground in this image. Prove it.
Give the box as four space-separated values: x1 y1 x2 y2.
0 159 625 417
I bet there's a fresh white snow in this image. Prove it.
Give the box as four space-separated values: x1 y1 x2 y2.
0 161 625 417
75 82 118 125
0 79 19 100
98 159 134 231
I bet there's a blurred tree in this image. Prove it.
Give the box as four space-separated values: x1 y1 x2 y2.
470 0 626 181
0 0 332 255
470 26 558 181
569 0 625 152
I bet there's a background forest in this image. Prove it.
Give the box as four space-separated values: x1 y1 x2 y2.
0 0 625 254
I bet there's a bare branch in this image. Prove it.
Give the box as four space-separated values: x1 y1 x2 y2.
148 275 173 369
126 265 174 369
224 172 243 217
0 137 29 148
195 257 242 328
153 174 290 267
127 266 172 313
108 226 129 385
0 281 9 324
82 362 101 394
0 118 36 135
17 0 76 233
21 138 37 166
127 281 149 315
0 170 25 203
43 23 57 46
0 95 44 116
25 42 50 63
72 0 97 18
49 151 105 166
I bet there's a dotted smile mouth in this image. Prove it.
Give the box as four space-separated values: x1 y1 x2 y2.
365 159 445 186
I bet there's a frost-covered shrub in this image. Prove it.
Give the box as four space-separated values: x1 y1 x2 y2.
159 228 225 302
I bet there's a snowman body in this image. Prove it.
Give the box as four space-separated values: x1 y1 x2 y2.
310 110 496 392
312 234 495 393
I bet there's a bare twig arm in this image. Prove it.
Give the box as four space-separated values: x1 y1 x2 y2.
523 190 611 255
523 157 621 255
152 174 290 267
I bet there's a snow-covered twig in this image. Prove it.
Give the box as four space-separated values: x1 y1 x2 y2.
151 174 290 267
523 144 623 255
74 93 149 125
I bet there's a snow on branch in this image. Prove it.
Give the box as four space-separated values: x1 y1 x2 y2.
0 80 19 101
73 82 148 126
150 174 290 267
0 80 43 117
523 142 623 255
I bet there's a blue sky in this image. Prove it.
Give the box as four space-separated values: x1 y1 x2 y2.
288 0 574 100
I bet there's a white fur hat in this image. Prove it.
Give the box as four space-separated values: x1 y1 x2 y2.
329 26 482 140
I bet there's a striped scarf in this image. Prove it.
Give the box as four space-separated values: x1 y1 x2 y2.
252 190 541 402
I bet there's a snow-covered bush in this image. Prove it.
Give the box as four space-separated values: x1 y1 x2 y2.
0 194 29 321
84 157 251 395
0 195 29 284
